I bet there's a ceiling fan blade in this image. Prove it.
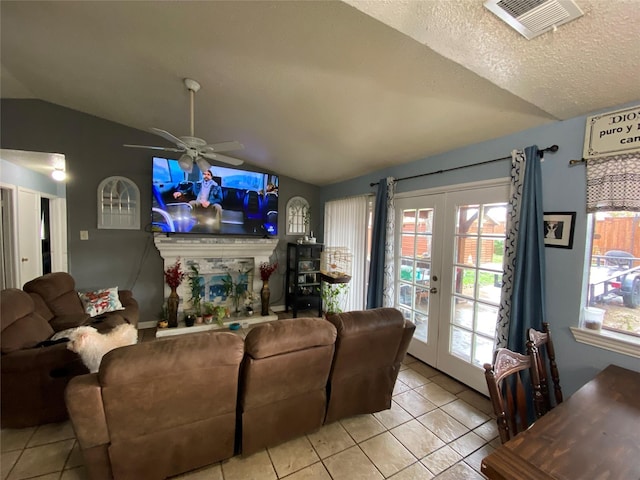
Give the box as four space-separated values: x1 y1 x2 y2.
202 141 244 153
201 152 244 166
123 144 184 153
150 128 187 148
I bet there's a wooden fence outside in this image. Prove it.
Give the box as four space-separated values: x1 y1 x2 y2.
592 216 640 262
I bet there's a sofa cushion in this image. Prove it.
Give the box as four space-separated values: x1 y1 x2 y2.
78 287 124 317
23 272 85 315
49 313 91 332
1 289 54 354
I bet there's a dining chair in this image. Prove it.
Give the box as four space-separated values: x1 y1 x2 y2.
527 322 563 417
484 348 544 444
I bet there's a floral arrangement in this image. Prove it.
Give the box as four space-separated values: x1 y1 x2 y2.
259 262 278 281
244 290 259 307
164 259 186 289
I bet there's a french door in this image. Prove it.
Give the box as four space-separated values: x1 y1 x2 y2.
395 181 509 393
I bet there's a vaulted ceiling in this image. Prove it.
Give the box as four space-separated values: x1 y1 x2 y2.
2 1 638 185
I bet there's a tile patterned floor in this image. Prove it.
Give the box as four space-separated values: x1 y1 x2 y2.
1 328 498 480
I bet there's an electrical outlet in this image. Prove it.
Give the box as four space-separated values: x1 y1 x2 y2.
80 230 89 240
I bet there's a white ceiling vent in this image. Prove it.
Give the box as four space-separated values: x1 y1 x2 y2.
484 0 584 40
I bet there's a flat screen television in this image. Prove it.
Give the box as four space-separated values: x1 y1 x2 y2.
152 157 279 236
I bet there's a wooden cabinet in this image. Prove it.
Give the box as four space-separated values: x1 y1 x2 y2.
286 242 323 317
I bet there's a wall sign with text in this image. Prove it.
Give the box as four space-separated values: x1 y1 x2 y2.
583 104 640 159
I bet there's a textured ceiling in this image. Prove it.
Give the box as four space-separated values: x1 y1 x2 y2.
1 1 638 186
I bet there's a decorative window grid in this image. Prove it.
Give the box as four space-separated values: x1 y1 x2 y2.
287 196 310 235
97 176 140 230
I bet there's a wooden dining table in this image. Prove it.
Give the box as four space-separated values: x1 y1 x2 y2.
481 364 640 480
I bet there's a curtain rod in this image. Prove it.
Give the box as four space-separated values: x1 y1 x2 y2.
369 145 559 187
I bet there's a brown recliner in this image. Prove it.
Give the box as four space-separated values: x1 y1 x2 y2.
324 307 415 423
1 288 89 428
65 332 244 480
23 272 139 331
239 318 337 455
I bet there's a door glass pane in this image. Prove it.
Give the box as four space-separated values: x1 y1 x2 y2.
450 202 507 367
451 326 472 362
398 207 434 344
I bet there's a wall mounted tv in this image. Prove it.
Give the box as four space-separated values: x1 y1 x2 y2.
152 157 279 236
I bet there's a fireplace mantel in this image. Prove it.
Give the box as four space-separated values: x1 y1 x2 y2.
154 236 279 260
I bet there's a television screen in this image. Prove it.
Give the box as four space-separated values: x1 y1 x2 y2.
152 157 279 236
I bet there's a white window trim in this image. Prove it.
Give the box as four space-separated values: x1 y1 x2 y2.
570 326 640 358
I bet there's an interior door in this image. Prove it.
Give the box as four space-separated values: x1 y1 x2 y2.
396 182 509 393
17 187 43 285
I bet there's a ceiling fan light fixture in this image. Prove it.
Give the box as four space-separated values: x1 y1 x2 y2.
51 168 66 182
178 154 193 173
195 157 211 173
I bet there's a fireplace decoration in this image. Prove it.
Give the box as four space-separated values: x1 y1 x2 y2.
154 236 279 316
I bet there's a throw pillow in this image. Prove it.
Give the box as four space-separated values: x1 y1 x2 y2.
78 287 124 317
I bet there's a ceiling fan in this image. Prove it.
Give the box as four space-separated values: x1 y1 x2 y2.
124 78 244 173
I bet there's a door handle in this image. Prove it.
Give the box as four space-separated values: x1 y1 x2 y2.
430 287 438 294
21 257 29 262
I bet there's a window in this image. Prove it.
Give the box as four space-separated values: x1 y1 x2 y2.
97 176 140 230
324 195 372 311
586 211 640 336
573 152 640 357
286 196 310 235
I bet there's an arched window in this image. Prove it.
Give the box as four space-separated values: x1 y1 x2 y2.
286 196 310 235
97 176 140 230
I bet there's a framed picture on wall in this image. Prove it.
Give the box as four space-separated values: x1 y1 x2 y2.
543 212 576 249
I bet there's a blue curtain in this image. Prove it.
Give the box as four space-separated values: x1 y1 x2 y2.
507 145 546 354
366 178 388 309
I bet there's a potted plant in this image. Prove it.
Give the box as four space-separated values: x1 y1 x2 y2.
187 263 203 322
202 301 215 324
213 305 227 326
322 282 349 316
157 306 169 329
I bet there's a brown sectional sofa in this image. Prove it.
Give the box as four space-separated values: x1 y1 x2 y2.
0 272 139 428
23 272 139 331
1 288 89 428
65 308 415 480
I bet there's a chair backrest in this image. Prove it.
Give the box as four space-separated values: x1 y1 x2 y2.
239 317 337 454
324 307 413 423
484 348 543 444
527 322 563 416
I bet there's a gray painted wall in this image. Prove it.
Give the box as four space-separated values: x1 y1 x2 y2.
1 99 321 321
321 100 640 397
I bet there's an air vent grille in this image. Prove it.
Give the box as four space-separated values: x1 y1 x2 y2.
485 0 584 40
497 0 546 18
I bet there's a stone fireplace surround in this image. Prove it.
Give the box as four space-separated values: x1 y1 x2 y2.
154 236 279 317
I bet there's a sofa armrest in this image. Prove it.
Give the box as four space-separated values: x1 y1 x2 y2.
65 375 111 449
117 290 139 327
394 320 416 365
1 343 86 375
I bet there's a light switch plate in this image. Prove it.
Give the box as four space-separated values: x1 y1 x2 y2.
80 230 89 240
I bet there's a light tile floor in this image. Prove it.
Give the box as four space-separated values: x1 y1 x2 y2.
2 325 498 480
